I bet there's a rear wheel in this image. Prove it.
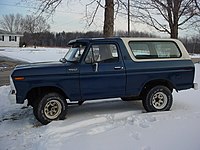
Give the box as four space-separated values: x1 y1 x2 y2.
142 86 173 112
33 92 67 125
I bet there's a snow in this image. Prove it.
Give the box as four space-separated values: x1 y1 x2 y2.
190 53 200 58
0 47 200 150
0 47 68 63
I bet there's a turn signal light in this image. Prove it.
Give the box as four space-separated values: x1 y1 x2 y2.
14 77 25 81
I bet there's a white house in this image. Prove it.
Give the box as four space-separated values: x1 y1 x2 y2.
0 29 23 47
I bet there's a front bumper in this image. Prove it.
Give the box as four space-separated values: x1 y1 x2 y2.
8 90 16 104
9 76 16 104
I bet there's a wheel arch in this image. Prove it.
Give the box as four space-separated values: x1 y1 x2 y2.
26 86 68 107
140 79 175 98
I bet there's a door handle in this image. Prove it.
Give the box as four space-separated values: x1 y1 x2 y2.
114 66 124 70
93 63 99 72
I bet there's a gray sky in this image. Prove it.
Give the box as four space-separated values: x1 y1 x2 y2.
0 0 197 38
0 0 155 33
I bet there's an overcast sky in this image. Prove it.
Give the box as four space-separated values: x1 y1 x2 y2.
0 0 156 34
0 0 197 38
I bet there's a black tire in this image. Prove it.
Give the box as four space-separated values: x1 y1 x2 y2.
78 101 84 106
32 96 40 121
121 97 141 101
121 97 133 101
142 86 173 112
33 103 39 121
34 93 67 125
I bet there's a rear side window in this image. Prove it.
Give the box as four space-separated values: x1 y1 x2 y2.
129 41 181 59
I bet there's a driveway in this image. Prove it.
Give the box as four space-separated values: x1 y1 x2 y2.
0 57 25 86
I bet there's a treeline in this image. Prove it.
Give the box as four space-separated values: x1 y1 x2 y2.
181 37 200 54
20 31 200 53
20 30 156 47
20 31 103 47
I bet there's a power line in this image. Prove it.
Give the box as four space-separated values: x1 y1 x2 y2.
0 3 83 15
0 3 37 10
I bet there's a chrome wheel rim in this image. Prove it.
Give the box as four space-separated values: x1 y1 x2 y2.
44 100 62 119
152 92 168 110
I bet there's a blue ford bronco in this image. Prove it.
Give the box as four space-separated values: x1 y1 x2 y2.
9 37 198 124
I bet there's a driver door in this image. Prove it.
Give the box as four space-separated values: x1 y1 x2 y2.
79 42 126 100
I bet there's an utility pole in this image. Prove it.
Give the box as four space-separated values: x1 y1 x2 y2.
128 0 130 36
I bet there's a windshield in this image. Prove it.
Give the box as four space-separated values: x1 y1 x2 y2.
64 44 86 62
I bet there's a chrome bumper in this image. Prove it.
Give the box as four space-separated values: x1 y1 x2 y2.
193 83 198 90
9 75 17 104
8 90 16 104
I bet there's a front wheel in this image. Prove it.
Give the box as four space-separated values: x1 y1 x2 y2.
33 93 67 125
142 86 173 112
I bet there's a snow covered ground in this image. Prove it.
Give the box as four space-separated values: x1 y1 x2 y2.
0 47 68 63
190 53 200 58
0 47 200 150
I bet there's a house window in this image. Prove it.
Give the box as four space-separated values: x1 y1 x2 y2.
0 35 4 41
9 36 17 42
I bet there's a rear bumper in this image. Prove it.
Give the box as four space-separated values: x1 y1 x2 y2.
193 83 198 90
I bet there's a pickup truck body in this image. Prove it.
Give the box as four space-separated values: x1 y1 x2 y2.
10 37 197 124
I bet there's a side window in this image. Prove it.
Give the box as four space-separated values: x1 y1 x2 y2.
129 41 181 59
129 42 151 59
155 42 181 58
85 44 119 63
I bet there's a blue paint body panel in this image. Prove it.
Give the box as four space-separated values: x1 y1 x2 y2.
10 38 195 104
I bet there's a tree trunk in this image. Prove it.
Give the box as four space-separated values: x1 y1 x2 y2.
170 0 179 39
170 26 178 39
103 0 114 37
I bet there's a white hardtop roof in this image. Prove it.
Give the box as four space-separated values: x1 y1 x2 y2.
120 37 180 42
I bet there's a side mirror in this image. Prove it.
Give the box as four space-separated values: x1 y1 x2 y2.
59 58 67 63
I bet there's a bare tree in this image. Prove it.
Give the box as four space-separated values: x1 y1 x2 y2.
103 0 114 37
25 0 115 37
21 15 50 33
193 0 200 32
85 0 114 37
0 13 50 34
0 13 23 33
131 0 199 38
195 0 200 11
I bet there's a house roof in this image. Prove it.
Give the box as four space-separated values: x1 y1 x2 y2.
0 29 23 36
